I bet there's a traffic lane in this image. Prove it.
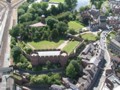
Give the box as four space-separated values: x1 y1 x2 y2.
100 31 108 50
0 2 7 22
0 2 10 67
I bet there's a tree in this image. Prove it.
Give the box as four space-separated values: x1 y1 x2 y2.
65 0 77 10
19 2 29 12
19 13 33 23
58 3 65 13
66 63 77 78
11 46 21 62
70 60 80 73
51 29 59 40
50 5 58 15
25 48 32 54
10 25 20 38
40 2 48 11
55 21 68 36
68 29 77 35
46 17 58 29
18 8 25 17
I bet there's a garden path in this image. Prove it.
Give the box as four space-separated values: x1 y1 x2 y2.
57 40 69 50
27 43 35 50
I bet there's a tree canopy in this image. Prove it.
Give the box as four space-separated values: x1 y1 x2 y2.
65 0 77 10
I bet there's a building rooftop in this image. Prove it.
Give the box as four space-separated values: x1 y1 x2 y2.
30 22 46 27
111 39 120 47
100 16 107 22
31 51 61 57
108 74 120 87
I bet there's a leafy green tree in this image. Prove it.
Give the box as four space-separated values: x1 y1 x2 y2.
27 7 36 14
19 2 29 12
50 5 58 15
68 29 77 35
66 63 77 78
11 37 16 45
46 17 58 29
10 25 20 38
58 3 65 13
51 29 59 40
25 48 32 54
40 2 48 11
18 8 25 17
55 21 68 36
11 46 21 62
19 13 33 23
65 0 77 10
70 60 80 73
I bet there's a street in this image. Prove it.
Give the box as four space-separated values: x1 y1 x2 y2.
93 30 111 90
0 0 26 90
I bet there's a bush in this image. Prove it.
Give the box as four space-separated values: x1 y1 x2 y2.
68 29 77 35
25 48 32 54
30 73 62 85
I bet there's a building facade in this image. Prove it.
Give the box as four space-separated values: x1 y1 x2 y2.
25 49 68 67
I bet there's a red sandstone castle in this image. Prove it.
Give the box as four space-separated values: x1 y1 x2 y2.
25 49 68 67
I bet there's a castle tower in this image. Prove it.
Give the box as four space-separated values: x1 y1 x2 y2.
41 15 45 24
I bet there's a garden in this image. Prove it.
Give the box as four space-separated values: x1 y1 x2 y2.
63 41 80 54
27 40 64 49
81 33 97 41
68 21 84 33
10 0 85 86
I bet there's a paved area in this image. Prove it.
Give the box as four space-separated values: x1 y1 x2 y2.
0 0 25 90
57 40 69 49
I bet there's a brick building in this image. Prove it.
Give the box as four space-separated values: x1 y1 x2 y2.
26 49 68 67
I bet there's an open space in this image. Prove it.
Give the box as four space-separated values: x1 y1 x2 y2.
49 0 64 3
63 41 79 54
81 33 97 41
68 21 84 32
27 40 64 49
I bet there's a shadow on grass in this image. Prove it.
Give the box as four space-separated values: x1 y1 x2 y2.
24 35 67 43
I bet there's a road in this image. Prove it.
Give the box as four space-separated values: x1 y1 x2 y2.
93 30 111 90
0 0 26 90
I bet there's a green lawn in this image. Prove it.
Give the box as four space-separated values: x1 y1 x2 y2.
27 40 64 49
63 41 79 54
81 33 97 41
68 21 84 32
109 31 116 39
49 0 64 3
101 1 110 12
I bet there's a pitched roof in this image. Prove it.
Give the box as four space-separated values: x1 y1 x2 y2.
30 22 46 27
